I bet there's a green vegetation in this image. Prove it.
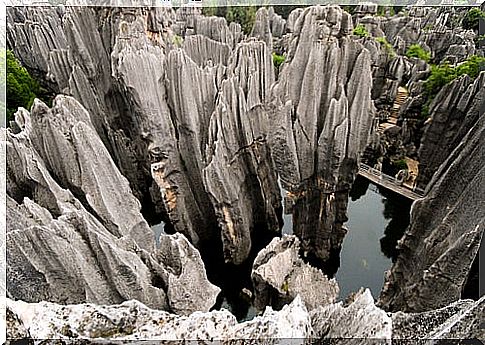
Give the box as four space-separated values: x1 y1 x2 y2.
420 55 485 117
405 44 431 63
376 6 395 17
353 24 369 38
376 36 396 58
462 8 485 31
281 280 289 293
392 159 408 171
6 50 45 124
172 34 183 47
272 53 285 69
474 34 485 46
226 6 257 35
202 6 257 35
0 51 5 123
424 55 485 97
273 5 306 19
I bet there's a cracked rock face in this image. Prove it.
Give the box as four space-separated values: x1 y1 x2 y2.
7 292 484 341
6 295 313 341
202 39 281 264
7 5 282 265
416 72 485 190
5 97 220 315
378 106 485 313
311 288 392 339
251 235 339 311
269 5 375 263
6 4 484 340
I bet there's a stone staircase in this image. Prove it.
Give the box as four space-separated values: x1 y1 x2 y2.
389 86 409 122
377 86 409 134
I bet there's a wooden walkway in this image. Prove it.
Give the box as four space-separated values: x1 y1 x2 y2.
358 164 425 201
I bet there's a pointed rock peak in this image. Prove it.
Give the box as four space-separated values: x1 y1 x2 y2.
250 7 273 51
30 98 50 118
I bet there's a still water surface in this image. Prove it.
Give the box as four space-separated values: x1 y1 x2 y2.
150 176 411 319
336 182 394 299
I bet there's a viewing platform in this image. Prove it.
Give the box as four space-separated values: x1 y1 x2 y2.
358 163 425 201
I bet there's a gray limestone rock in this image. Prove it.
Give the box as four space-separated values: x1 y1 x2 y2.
250 7 273 52
269 5 375 263
203 39 281 264
6 293 484 341
268 7 286 38
194 15 241 49
416 72 485 190
311 289 392 340
157 233 221 315
378 103 485 313
252 235 339 311
392 296 485 339
6 295 312 341
28 96 155 250
182 34 231 66
4 97 220 314
6 306 30 341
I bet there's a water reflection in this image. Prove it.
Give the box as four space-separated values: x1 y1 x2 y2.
379 189 412 262
151 222 165 247
278 178 293 235
336 179 390 299
336 176 412 299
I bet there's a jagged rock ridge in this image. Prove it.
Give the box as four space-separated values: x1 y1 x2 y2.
268 5 375 263
379 102 485 312
5 96 220 315
7 292 484 341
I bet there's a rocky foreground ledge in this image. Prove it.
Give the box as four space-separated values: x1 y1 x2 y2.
6 292 484 342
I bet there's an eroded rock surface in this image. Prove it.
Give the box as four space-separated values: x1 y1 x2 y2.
6 295 312 341
378 106 485 313
252 235 339 311
5 97 220 315
7 5 281 265
269 5 375 263
311 289 392 339
416 72 485 189
7 293 484 341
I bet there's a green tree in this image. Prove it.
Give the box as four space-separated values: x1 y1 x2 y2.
421 55 485 117
225 6 257 35
405 44 431 62
424 55 485 97
376 6 395 17
353 24 369 38
6 50 41 124
0 51 5 127
376 36 396 58
462 8 485 31
272 53 285 69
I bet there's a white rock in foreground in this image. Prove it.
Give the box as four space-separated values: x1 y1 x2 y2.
6 296 312 342
7 292 484 341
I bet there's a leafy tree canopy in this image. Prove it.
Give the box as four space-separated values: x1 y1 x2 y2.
421 55 485 117
462 7 485 31
272 53 285 69
6 50 41 125
405 44 431 63
353 24 369 38
202 5 257 35
5 50 52 126
424 55 485 97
